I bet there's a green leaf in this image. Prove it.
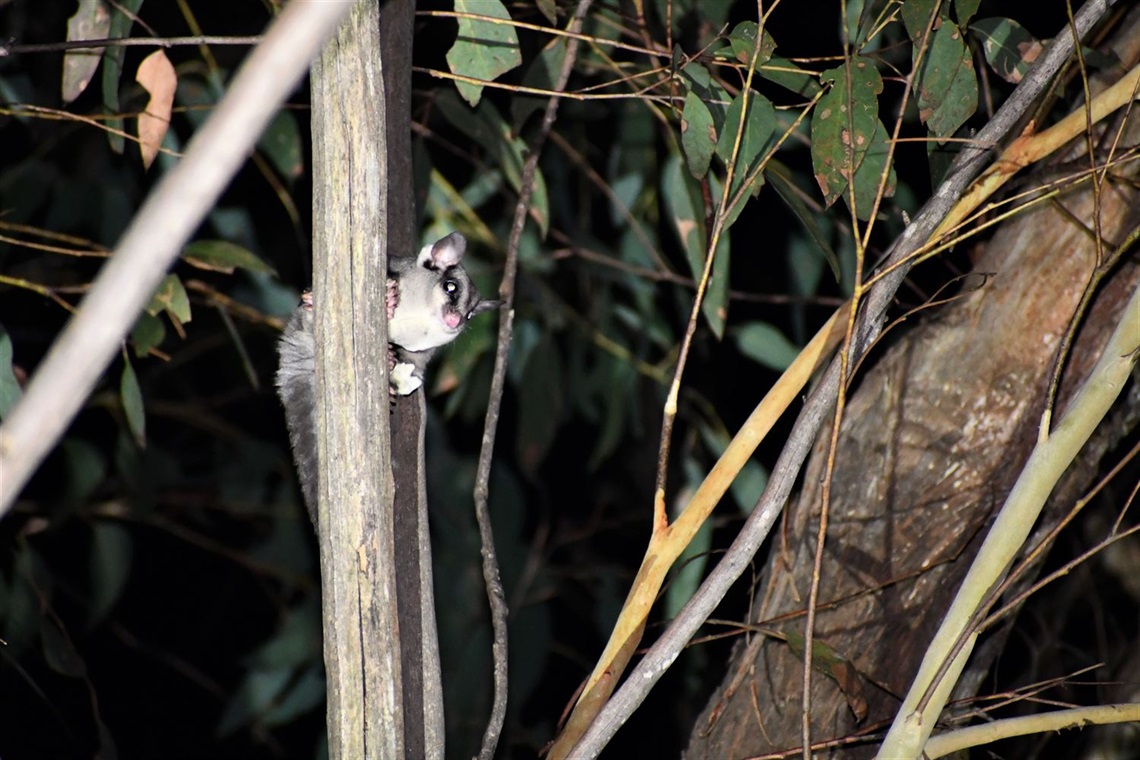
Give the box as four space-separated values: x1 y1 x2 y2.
666 458 713 618
41 621 87 678
723 21 776 67
183 240 276 275
783 629 869 723
699 425 769 514
446 0 522 107
99 0 144 153
536 0 557 24
264 663 325 726
662 153 729 338
218 667 293 736
970 17 1043 85
732 321 800 371
915 18 978 140
848 117 897 220
257 108 303 182
675 0 734 32
954 0 981 25
0 324 22 419
681 90 717 178
146 273 192 326
715 91 776 170
760 56 822 97
767 163 841 282
680 62 730 126
731 459 768 515
810 57 885 211
435 92 550 235
249 599 321 669
715 91 777 226
63 0 111 104
587 355 636 470
512 38 567 129
89 521 132 625
516 337 562 477
63 438 107 505
130 312 166 357
120 359 145 447
900 0 937 43
845 0 892 51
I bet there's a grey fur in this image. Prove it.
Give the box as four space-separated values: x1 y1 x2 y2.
276 233 499 520
276 292 318 522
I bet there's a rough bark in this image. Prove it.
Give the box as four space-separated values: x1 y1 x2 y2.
310 1 442 757
687 13 1140 759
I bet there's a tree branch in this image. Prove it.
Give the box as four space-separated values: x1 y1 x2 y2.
472 2 595 756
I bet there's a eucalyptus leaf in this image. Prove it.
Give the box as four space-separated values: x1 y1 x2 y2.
970 17 1043 84
63 438 107 505
63 0 111 104
257 108 304 182
666 459 713 619
120 359 146 447
732 321 800 371
0 325 22 419
146 274 192 326
183 240 276 275
516 336 563 476
811 58 895 220
767 163 841 282
761 56 822 97
41 621 88 678
130 312 166 358
662 153 729 338
914 18 978 140
99 0 144 153
89 521 132 626
682 90 717 178
446 0 522 106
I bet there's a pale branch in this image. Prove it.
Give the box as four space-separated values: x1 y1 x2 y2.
923 703 1140 758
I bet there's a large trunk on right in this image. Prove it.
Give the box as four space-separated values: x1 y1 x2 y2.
686 10 1140 758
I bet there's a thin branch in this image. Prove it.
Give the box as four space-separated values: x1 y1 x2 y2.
802 0 936 751
0 35 263 56
924 703 1140 758
471 1 594 758
0 3 352 512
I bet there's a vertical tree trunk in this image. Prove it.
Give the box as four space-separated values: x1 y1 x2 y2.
310 1 442 756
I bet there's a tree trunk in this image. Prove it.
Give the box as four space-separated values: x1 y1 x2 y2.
687 12 1140 758
310 1 443 756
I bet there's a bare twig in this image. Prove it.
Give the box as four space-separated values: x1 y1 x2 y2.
0 35 263 56
0 3 351 512
802 1 935 752
471 1 595 758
